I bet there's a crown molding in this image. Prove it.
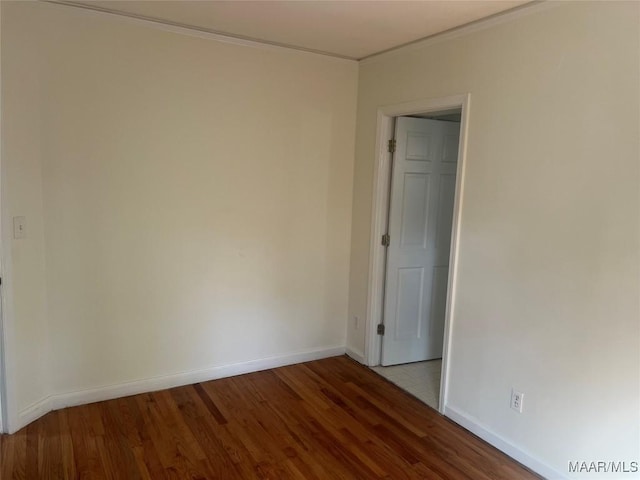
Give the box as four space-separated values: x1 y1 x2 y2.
360 1 559 65
42 1 557 65
42 1 358 64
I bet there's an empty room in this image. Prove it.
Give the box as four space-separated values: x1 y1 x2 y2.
0 1 638 479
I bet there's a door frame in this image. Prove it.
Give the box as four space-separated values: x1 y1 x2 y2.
363 94 471 414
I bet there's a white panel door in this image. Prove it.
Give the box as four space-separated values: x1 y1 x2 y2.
381 117 460 366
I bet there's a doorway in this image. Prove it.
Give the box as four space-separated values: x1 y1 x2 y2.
364 95 470 414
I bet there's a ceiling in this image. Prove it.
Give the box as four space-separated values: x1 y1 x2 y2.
66 0 532 60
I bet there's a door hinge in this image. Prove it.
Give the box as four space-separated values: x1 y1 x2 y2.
381 233 390 247
387 139 396 153
377 324 385 335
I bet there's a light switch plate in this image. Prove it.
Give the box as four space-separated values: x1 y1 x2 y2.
13 216 26 239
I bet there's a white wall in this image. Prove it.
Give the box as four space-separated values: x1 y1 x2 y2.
348 2 639 478
1 1 357 428
1 1 52 423
2 2 638 476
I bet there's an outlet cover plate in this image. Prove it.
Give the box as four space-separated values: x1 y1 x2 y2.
511 389 524 413
13 216 26 239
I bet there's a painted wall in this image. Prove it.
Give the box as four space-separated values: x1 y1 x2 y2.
1 2 52 422
348 2 639 478
2 1 357 424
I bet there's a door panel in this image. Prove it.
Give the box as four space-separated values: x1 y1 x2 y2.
425 265 448 358
442 133 460 163
381 117 460 366
435 174 456 254
400 173 430 248
394 267 425 340
406 132 432 161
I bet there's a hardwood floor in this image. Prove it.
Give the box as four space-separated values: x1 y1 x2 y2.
0 355 540 479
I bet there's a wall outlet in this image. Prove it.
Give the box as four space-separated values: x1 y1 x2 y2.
511 389 524 413
13 216 27 239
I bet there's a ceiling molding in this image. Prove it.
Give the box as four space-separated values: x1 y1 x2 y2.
360 1 558 65
43 0 555 64
42 0 358 63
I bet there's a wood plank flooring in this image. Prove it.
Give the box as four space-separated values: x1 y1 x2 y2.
0 355 541 479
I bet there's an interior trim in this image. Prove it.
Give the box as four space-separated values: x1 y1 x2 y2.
360 1 559 64
44 1 555 63
43 0 358 62
445 405 566 479
13 345 346 433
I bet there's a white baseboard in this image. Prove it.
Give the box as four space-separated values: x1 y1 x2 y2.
16 345 345 432
16 395 52 432
444 405 567 480
345 347 365 364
